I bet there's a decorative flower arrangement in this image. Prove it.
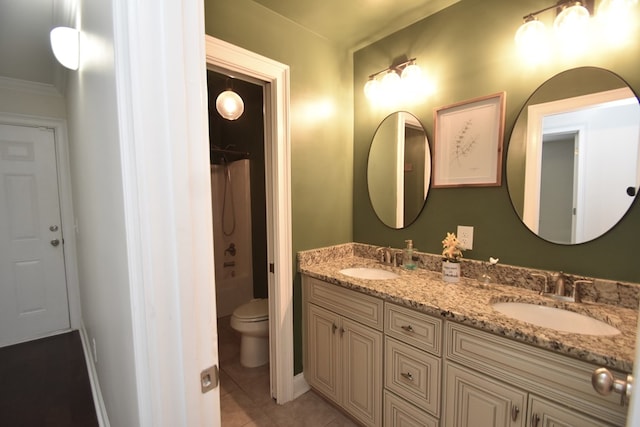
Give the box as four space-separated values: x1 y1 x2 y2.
442 232 464 262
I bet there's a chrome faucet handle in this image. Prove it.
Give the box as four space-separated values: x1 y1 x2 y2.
552 271 566 297
531 273 548 294
572 280 593 303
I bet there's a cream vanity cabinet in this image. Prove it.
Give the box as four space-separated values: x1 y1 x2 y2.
383 302 442 427
303 275 384 427
443 322 627 427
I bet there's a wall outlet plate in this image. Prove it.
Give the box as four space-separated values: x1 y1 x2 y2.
457 225 474 250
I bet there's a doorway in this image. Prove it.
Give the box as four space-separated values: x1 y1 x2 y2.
205 36 295 404
0 117 80 348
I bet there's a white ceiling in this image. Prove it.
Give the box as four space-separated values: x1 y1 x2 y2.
0 0 458 87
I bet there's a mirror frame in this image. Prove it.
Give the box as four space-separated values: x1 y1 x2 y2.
367 111 431 229
506 66 640 245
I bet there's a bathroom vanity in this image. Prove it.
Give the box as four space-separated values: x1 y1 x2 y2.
300 244 636 427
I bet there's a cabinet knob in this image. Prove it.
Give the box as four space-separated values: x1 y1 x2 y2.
401 372 413 381
401 325 414 333
511 405 519 421
332 323 337 334
340 327 345 337
592 367 633 406
530 413 540 427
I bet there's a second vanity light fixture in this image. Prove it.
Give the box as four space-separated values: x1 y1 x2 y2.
364 58 432 105
515 0 638 61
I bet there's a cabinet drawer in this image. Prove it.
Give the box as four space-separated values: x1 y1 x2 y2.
384 390 439 427
385 303 442 356
305 276 383 330
385 336 441 417
445 322 627 426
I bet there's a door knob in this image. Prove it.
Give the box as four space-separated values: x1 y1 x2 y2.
592 367 633 406
50 239 60 247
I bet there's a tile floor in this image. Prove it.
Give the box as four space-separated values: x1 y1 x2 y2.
218 316 359 426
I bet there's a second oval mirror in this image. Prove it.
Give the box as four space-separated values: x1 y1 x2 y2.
368 112 431 229
507 67 640 244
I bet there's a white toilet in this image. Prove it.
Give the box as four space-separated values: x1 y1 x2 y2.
230 298 269 368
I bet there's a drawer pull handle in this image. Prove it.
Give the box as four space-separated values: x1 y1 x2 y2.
511 405 519 421
530 413 540 427
401 325 414 333
401 372 413 381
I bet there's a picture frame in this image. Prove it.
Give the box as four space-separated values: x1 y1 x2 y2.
433 92 506 187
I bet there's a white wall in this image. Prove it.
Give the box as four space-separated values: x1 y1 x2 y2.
64 0 140 425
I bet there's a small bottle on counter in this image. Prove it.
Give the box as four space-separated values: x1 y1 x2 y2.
403 240 416 270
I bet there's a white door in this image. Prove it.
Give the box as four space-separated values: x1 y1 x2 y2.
0 123 69 347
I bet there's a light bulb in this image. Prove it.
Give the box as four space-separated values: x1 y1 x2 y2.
554 3 590 37
364 78 380 101
215 90 244 120
597 0 638 47
515 19 549 64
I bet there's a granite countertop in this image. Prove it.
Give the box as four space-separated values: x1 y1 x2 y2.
300 256 637 373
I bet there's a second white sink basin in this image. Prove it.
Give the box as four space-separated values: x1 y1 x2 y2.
492 302 620 336
339 267 399 280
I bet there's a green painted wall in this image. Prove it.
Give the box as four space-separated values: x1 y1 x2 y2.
354 0 640 283
205 0 353 374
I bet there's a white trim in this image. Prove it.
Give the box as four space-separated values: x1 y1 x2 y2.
0 76 63 97
79 325 110 427
293 373 311 399
0 112 81 332
114 0 217 425
205 36 295 404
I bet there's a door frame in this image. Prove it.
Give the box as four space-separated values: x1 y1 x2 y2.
205 36 295 404
0 112 81 334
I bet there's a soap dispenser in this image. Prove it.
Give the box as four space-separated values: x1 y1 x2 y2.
403 240 416 270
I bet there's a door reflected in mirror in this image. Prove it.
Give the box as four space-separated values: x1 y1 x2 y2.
507 67 640 244
367 112 431 229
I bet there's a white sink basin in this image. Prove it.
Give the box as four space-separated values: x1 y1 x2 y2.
492 302 620 336
339 267 399 280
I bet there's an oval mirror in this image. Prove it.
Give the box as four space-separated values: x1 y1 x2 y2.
368 112 431 229
507 67 640 244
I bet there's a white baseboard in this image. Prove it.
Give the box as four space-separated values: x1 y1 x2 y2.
79 325 110 426
293 372 310 400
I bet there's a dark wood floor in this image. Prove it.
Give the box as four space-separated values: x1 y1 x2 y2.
0 331 99 426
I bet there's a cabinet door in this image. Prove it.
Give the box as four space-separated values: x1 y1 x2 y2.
342 317 383 427
528 395 614 427
444 362 527 427
306 303 342 403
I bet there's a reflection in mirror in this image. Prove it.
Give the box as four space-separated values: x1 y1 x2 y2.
368 112 431 229
507 67 640 244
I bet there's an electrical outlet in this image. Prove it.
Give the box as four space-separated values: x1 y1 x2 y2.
457 225 474 250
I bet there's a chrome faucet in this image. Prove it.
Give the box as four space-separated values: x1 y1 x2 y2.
376 246 398 266
551 272 566 297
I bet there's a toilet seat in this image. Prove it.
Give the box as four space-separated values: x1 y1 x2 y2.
232 298 268 322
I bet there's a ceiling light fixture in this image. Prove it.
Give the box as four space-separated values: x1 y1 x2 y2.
50 26 80 70
215 79 244 121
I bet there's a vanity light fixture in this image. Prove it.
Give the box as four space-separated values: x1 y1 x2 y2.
216 79 244 121
364 58 430 105
516 0 638 58
50 27 80 70
515 1 592 55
